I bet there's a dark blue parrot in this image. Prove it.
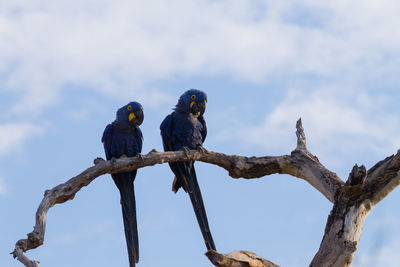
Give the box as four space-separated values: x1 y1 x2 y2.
160 89 216 251
102 102 144 267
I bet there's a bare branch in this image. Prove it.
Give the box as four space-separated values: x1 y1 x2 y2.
12 120 348 266
296 118 307 150
361 151 400 207
310 152 400 266
291 118 344 202
11 248 40 267
283 150 343 203
346 164 367 186
206 250 279 267
13 148 340 255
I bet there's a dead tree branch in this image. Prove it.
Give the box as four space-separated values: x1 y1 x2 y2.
12 119 400 267
310 151 400 266
206 250 279 267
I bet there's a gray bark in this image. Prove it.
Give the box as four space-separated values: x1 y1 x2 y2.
12 119 400 267
206 250 279 267
311 154 400 266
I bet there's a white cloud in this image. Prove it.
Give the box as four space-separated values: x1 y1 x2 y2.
1 0 400 115
354 240 400 267
0 123 44 156
223 88 400 171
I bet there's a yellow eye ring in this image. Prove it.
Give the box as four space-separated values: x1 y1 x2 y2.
191 94 196 100
127 105 132 111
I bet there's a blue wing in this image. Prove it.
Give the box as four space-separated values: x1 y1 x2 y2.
197 115 207 143
102 123 113 160
135 127 143 153
160 114 173 151
160 113 186 191
160 112 216 250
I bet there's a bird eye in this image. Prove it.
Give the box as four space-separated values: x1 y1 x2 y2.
191 94 196 100
127 105 132 111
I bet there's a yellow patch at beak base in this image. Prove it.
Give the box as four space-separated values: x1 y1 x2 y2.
190 101 195 108
129 112 136 121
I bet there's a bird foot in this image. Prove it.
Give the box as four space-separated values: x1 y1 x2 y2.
93 157 105 165
120 154 128 158
180 146 190 157
196 145 207 154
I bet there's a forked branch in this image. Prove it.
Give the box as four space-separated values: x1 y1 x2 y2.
12 119 400 267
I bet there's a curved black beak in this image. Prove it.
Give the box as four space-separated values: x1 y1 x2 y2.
191 99 207 116
130 109 144 126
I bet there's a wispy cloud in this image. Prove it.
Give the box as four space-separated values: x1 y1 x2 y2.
219 88 400 171
1 0 399 115
0 123 45 156
354 239 400 267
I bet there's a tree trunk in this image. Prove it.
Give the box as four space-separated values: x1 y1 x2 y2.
311 194 371 266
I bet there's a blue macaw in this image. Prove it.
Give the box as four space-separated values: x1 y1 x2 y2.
102 102 144 267
160 89 216 251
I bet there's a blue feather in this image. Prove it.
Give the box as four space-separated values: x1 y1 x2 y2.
102 101 144 267
160 89 216 251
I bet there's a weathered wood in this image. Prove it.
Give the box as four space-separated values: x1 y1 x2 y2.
206 250 279 267
310 190 371 267
362 153 400 206
346 164 367 186
310 150 400 266
12 119 400 267
12 248 40 267
13 148 339 265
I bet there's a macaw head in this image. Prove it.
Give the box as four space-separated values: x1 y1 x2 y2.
175 89 207 116
116 101 144 127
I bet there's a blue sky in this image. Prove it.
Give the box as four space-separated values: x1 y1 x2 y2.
1 1 400 266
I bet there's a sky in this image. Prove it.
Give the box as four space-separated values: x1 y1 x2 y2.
1 0 400 266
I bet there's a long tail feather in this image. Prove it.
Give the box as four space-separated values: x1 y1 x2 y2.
113 173 139 267
179 163 216 251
